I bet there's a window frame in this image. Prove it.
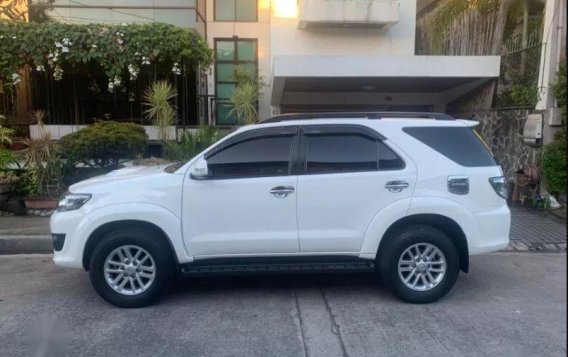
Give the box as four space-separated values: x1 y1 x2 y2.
214 37 259 125
214 0 258 22
203 126 300 180
298 125 405 175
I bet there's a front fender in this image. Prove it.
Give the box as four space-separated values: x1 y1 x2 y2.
84 203 190 264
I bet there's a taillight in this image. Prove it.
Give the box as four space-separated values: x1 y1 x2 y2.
489 176 508 199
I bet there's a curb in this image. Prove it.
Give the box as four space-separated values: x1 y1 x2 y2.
0 235 52 255
501 241 567 253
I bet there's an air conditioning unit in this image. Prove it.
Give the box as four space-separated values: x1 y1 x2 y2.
523 113 543 147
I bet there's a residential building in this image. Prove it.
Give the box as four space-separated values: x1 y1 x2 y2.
204 0 501 125
36 0 501 126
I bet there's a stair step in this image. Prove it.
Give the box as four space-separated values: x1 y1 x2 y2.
180 261 375 276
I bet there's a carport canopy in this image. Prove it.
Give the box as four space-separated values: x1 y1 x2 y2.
271 55 501 111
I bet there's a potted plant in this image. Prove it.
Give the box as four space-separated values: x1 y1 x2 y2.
21 111 63 210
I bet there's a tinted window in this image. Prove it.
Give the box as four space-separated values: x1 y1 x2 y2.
378 142 405 170
305 134 403 174
208 136 292 179
403 127 497 167
215 0 257 21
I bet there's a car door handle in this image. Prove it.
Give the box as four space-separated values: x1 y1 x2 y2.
385 181 409 193
270 186 295 198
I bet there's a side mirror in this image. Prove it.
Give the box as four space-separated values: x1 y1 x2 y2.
189 158 210 180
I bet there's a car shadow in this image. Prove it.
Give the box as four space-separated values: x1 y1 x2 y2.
170 271 383 294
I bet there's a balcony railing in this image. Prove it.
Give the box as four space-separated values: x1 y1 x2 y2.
298 0 400 29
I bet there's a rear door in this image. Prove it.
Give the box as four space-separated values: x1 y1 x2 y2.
296 125 417 253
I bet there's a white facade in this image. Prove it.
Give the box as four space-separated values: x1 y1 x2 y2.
205 0 501 124
536 0 566 145
46 0 206 35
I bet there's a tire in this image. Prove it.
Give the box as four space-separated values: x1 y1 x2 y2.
88 227 175 308
377 224 460 304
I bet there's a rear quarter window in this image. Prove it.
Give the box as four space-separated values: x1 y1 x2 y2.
402 126 497 167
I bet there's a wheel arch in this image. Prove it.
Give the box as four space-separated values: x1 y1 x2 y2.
82 220 179 271
378 214 469 273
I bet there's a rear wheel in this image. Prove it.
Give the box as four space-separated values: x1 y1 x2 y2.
378 225 460 304
88 228 175 308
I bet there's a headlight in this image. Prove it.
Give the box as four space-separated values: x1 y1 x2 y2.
57 193 92 212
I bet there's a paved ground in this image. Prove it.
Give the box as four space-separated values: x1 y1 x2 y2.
509 206 567 251
0 253 565 357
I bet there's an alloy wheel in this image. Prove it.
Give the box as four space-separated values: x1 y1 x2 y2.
397 243 447 291
103 245 156 296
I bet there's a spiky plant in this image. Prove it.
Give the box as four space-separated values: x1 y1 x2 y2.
227 66 264 125
165 126 222 162
143 81 177 141
227 82 259 125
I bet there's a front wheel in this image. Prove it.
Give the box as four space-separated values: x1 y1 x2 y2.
378 225 460 304
88 228 175 308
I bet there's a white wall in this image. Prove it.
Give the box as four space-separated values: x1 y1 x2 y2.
47 0 204 33
270 0 416 59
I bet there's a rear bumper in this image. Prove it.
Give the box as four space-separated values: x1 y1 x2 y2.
468 204 510 255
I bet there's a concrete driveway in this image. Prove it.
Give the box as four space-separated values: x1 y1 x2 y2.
0 253 565 357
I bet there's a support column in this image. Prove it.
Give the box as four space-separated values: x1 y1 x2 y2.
536 0 566 145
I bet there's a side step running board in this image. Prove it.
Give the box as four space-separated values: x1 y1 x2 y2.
180 261 375 277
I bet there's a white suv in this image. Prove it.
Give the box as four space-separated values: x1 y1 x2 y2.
51 112 510 307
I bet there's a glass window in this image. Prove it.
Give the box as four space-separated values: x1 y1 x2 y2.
402 127 497 167
215 0 257 21
215 38 257 125
216 63 235 81
216 83 235 98
215 0 235 21
237 0 257 21
216 102 236 125
208 136 293 179
216 41 235 61
237 41 256 61
306 135 378 174
377 142 405 170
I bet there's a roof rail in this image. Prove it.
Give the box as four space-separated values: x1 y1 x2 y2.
260 112 455 124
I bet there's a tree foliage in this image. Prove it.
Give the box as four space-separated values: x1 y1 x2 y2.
0 22 212 92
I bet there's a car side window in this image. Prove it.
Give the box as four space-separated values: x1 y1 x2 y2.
305 133 404 174
207 135 293 179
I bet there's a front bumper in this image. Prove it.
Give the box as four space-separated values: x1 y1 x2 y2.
50 210 92 269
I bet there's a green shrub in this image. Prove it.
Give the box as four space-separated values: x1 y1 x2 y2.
495 84 539 107
542 138 566 194
542 62 567 194
59 121 148 169
164 126 221 162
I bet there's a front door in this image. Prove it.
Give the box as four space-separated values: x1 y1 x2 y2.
296 125 417 252
183 127 300 257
